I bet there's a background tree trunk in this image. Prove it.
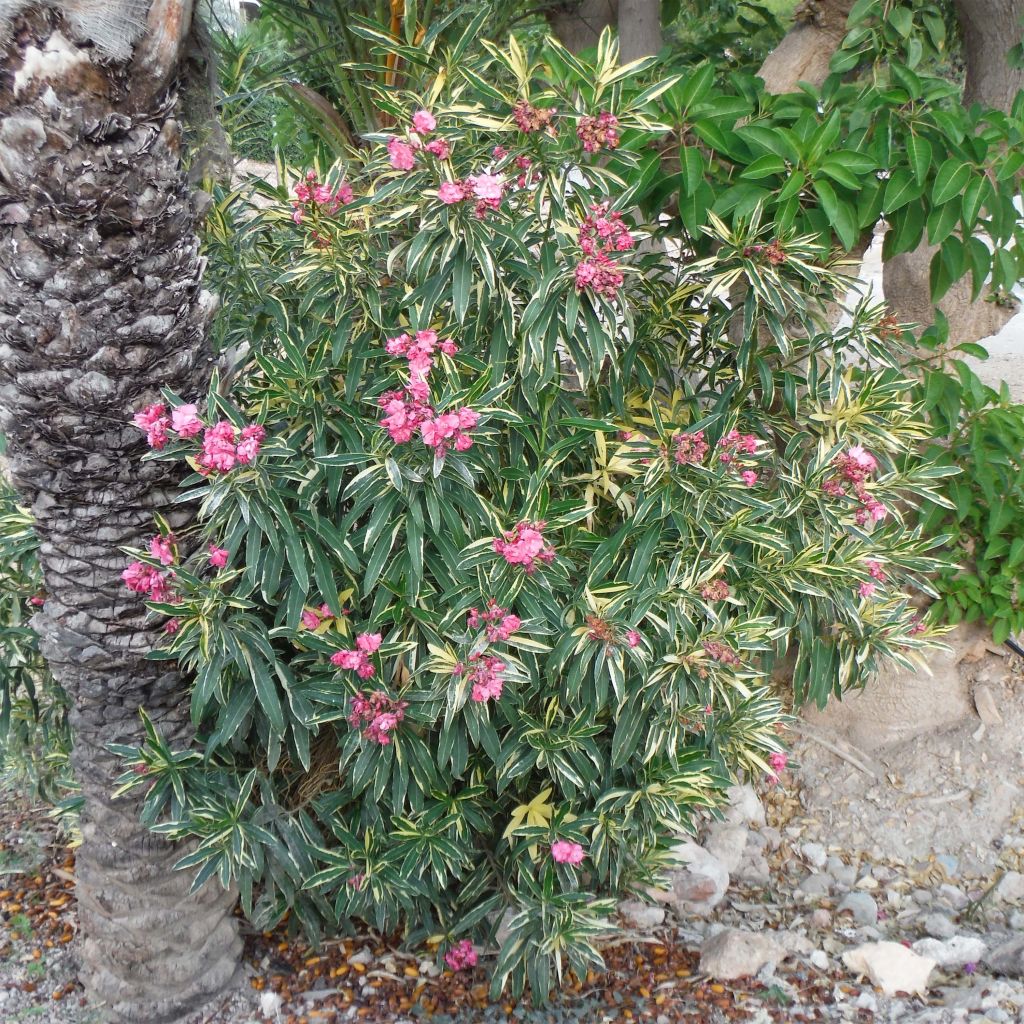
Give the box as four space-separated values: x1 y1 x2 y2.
547 0 618 53
618 0 662 62
756 0 856 93
882 0 1024 346
0 4 241 1021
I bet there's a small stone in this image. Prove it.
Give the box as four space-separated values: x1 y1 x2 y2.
912 935 987 967
837 892 878 926
654 841 729 917
939 884 969 909
260 990 284 1019
1009 910 1024 931
419 959 441 977
973 683 1003 726
827 856 858 889
810 908 832 929
735 852 771 886
810 950 829 970
936 854 960 876
801 842 827 869
799 873 832 896
842 941 936 996
618 899 666 930
760 826 782 850
699 928 802 980
855 874 879 891
854 990 878 1012
997 871 1024 903
923 913 957 939
985 935 1024 977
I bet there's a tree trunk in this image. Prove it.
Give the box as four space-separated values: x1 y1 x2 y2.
547 0 618 53
882 0 1024 345
756 0 856 94
0 5 241 1022
618 0 662 62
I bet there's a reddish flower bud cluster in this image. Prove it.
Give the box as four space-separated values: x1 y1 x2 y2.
292 170 354 225
702 640 741 667
718 429 761 487
457 653 506 703
347 688 408 745
743 240 787 265
513 99 557 136
493 520 556 574
444 939 478 972
822 446 887 525
467 601 521 643
578 202 635 257
577 111 619 153
672 430 710 466
700 577 730 602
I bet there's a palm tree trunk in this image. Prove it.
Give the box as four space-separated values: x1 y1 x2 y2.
0 4 241 1021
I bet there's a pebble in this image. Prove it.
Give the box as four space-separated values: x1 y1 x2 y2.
940 884 969 909
1010 910 1024 931
799 872 832 896
617 899 666 930
838 891 878 926
810 949 829 970
923 912 957 940
997 870 1024 903
810 908 832 929
912 935 987 967
828 857 858 889
801 842 828 869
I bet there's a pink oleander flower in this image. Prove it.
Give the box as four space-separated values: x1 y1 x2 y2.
626 630 642 648
439 339 459 357
444 939 478 972
513 100 557 135
387 137 417 171
673 430 709 466
700 578 730 602
28 594 45 607
438 180 466 204
493 520 556 574
551 840 586 865
208 544 229 569
574 252 624 299
866 559 887 581
149 534 175 566
236 423 265 464
134 402 170 450
171 403 203 438
471 173 503 201
467 601 521 643
301 609 322 630
421 407 478 458
858 581 876 599
356 632 382 653
492 145 508 159
164 618 180 635
740 470 758 487
332 631 383 680
702 639 741 667
379 387 433 445
768 751 789 777
199 420 237 473
122 560 160 594
411 109 436 134
577 111 619 153
425 138 450 159
822 478 846 498
578 202 635 257
467 654 505 703
346 689 407 744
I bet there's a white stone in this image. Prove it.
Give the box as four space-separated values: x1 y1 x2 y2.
997 870 1024 903
923 913 957 940
912 935 987 968
837 891 878 925
617 899 666 930
418 958 441 977
260 990 284 1019
843 941 936 996
705 824 750 872
724 783 766 828
699 928 804 980
810 950 829 970
653 840 729 916
801 842 828 869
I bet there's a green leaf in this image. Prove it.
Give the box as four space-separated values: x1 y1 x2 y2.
813 179 858 250
906 134 932 186
932 159 972 206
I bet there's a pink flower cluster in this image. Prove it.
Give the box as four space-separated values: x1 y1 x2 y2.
301 603 335 630
626 630 642 648
421 408 479 456
467 601 521 642
513 100 558 135
347 689 408 745
387 109 451 173
444 939 478 972
513 154 540 189
858 559 887 599
292 170 354 225
436 173 505 219
672 430 709 466
551 839 586 865
574 203 635 300
822 446 887 525
208 544 229 568
702 640 741 667
493 520 556 574
577 111 620 153
132 402 267 475
578 202 635 257
122 560 173 603
330 631 383 679
718 429 761 487
455 653 506 703
385 329 458 383
700 578 730 602
766 750 789 784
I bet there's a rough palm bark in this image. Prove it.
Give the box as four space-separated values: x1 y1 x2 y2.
756 0 856 93
0 3 241 1022
882 0 1024 346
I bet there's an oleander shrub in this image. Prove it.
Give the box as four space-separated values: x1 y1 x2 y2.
111 31 954 999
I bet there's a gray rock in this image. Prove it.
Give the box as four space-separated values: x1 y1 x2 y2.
699 927 806 981
760 826 782 850
810 908 832 930
724 783 766 828
801 842 827 869
912 935 987 968
985 935 1024 977
827 856 858 889
705 824 749 872
809 949 829 970
734 852 771 886
618 899 666 930
939 884 968 910
923 913 957 940
997 870 1024 903
838 891 878 926
1009 910 1024 931
936 854 960 877
798 872 832 896
655 840 729 917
